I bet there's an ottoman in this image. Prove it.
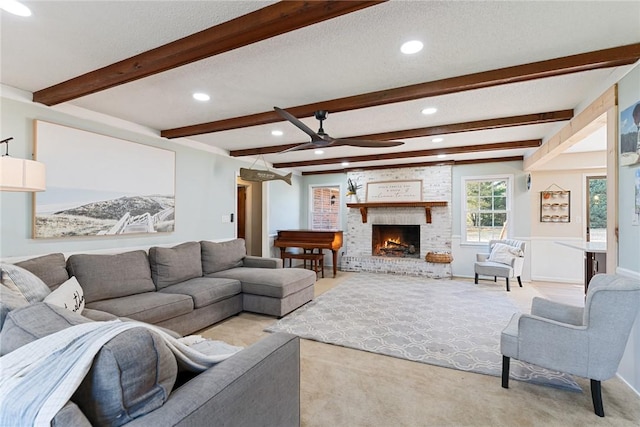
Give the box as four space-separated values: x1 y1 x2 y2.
205 267 316 317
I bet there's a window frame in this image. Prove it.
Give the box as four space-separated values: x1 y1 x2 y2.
461 174 514 245
308 184 341 231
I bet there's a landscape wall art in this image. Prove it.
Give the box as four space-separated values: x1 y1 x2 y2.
620 101 640 166
34 121 175 238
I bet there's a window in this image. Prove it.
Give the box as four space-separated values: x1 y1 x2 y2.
463 176 512 243
310 185 340 230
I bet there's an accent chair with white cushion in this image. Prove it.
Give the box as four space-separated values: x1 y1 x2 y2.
501 274 640 417
474 239 525 292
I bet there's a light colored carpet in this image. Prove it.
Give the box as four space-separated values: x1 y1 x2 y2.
266 273 580 390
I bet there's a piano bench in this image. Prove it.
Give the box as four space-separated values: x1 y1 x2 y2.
282 252 324 278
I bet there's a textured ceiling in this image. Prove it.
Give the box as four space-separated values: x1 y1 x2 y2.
2 1 639 173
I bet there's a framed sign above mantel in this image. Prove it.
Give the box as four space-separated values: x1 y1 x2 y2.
366 180 422 202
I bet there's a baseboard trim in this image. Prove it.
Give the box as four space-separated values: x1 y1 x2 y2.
616 373 640 398
530 275 582 284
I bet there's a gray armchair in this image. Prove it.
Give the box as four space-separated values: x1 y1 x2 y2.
474 239 526 291
501 274 640 417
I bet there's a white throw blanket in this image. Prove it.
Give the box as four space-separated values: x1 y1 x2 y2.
0 320 242 426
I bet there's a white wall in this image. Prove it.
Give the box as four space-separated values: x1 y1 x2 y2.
616 64 640 395
0 92 303 259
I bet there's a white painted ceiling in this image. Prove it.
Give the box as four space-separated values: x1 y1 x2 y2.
2 1 639 173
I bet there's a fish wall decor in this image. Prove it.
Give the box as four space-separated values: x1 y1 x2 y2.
240 168 292 185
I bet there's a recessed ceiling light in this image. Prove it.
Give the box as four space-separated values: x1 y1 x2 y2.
400 40 423 55
314 150 324 155
432 137 444 143
192 92 210 102
271 130 283 136
421 107 437 115
437 154 447 159
1 0 31 16
341 161 349 167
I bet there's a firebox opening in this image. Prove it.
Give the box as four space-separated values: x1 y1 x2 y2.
372 224 420 258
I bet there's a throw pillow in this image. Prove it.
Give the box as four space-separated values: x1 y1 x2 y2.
43 276 85 314
0 284 30 331
149 242 203 289
201 239 246 274
15 253 69 291
488 243 522 266
0 263 51 303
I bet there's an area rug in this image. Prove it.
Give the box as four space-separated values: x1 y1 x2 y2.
266 273 581 391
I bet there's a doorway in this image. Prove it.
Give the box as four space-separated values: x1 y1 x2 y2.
586 176 606 242
236 178 263 256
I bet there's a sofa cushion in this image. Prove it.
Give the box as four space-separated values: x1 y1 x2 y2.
159 277 241 308
67 251 155 303
0 263 51 303
43 276 86 314
0 303 177 426
86 292 193 324
15 253 69 290
0 284 29 331
207 267 316 298
51 401 92 427
149 242 203 289
201 239 246 274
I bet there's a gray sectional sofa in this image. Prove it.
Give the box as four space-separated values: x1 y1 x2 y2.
0 238 314 426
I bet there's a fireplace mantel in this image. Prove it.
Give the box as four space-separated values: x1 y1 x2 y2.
346 201 448 223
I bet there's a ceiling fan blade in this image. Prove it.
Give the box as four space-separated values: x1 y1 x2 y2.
331 138 405 148
274 107 322 142
278 142 318 154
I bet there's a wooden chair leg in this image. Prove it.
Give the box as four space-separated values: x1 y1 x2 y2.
517 276 523 287
474 273 479 284
505 277 510 292
591 379 604 417
502 356 510 388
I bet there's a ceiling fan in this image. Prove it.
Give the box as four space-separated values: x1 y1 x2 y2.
274 107 404 153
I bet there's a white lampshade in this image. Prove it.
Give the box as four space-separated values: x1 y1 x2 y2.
0 156 46 192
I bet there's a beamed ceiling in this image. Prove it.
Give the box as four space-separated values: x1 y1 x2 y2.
2 1 639 174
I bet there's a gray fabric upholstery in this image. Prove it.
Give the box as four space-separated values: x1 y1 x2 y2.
51 401 92 427
149 242 203 289
0 263 51 303
15 253 69 290
531 297 583 326
207 267 316 298
74 327 177 427
155 295 243 336
159 277 241 308
81 307 119 321
475 239 526 280
67 251 156 303
501 274 640 381
125 333 301 427
243 285 314 317
200 239 246 274
243 255 283 269
0 303 91 355
86 292 193 324
1 303 177 426
0 284 29 331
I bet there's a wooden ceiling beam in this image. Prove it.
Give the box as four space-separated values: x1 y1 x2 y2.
162 43 640 138
32 1 385 106
301 156 524 175
229 109 572 156
272 139 540 169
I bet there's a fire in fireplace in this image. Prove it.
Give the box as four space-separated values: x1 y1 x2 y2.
372 225 420 258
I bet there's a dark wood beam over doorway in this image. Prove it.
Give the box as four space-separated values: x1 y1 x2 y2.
162 43 640 138
32 1 385 106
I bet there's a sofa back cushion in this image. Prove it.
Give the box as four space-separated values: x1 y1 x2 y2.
1 303 177 426
0 263 51 303
149 242 203 289
67 251 155 303
15 253 69 290
201 239 246 274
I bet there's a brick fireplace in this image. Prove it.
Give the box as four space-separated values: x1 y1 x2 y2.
340 165 452 278
372 224 420 258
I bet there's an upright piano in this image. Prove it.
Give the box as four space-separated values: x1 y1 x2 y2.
274 229 343 277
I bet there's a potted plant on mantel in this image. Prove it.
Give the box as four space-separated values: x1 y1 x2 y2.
346 178 362 203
